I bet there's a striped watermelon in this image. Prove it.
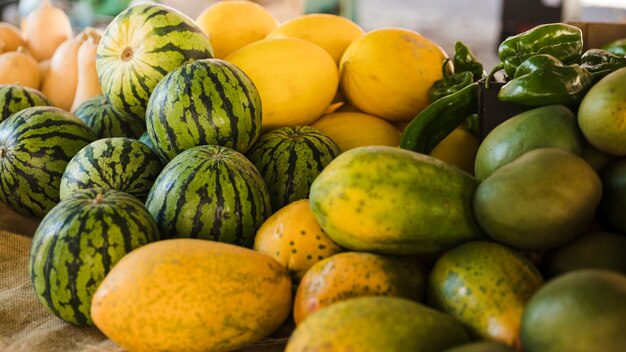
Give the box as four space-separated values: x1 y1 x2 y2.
246 126 340 211
0 107 97 218
73 96 146 139
96 3 213 120
0 84 50 122
146 58 262 161
60 138 164 201
29 188 159 326
145 145 271 247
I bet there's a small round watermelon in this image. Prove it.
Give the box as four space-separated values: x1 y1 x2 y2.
246 126 340 211
145 145 271 247
146 58 262 161
29 188 159 326
0 106 97 217
96 3 213 120
73 96 146 139
0 84 50 122
60 138 164 201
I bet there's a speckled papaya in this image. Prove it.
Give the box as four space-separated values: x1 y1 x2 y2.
309 145 485 255
427 241 543 350
254 199 343 283
293 251 427 325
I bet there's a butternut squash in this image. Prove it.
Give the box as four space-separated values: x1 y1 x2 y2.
38 59 50 82
24 0 73 61
0 22 26 52
41 32 87 111
71 28 102 112
0 46 40 88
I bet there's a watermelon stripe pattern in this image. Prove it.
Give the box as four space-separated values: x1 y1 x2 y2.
145 145 271 247
246 126 340 211
73 96 146 139
0 84 50 122
60 138 164 201
0 107 97 217
30 188 159 326
146 59 261 161
96 3 213 120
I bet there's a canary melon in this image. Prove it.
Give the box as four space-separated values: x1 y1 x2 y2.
225 37 338 130
339 28 447 122
267 13 364 64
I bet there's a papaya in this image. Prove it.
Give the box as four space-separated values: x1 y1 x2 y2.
474 105 583 181
444 341 516 352
427 241 543 350
286 296 471 352
474 148 602 251
309 146 484 255
521 269 626 352
292 251 427 325
91 239 292 352
541 232 626 278
254 199 343 283
600 158 626 232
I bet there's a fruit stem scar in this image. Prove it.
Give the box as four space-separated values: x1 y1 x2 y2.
121 47 134 62
93 193 105 204
0 146 6 158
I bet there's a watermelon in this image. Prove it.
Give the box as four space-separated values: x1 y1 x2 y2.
138 131 155 150
73 96 146 139
60 138 164 201
145 145 271 247
96 3 213 120
246 126 340 211
146 58 262 161
0 107 97 218
0 84 50 122
29 188 159 326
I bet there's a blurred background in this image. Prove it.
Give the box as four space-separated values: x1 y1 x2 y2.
2 0 626 68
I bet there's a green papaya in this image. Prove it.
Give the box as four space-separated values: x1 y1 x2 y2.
427 241 543 350
309 146 484 256
474 105 583 181
474 148 602 250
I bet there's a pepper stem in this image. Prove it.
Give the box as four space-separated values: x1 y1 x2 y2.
484 63 504 89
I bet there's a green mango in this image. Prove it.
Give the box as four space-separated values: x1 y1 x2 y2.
601 158 626 232
474 105 583 181
474 148 602 250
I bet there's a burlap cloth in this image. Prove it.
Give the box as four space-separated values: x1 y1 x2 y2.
0 203 287 351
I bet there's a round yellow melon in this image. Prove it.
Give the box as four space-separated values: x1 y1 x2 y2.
311 111 401 152
267 13 364 64
254 199 343 282
225 37 338 130
91 239 292 352
339 28 447 122
429 128 480 175
195 0 279 59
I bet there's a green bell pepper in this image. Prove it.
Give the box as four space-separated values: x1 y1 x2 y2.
428 59 474 102
602 38 626 57
498 54 592 107
401 83 478 154
580 48 626 78
453 41 485 81
486 23 583 85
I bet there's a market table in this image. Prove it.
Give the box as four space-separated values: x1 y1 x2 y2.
0 203 286 351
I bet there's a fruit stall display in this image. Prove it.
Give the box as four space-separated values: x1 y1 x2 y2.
1 0 626 351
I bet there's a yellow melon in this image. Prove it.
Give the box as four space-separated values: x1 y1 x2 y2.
340 28 447 122
195 0 278 59
225 37 338 130
311 111 401 152
267 13 364 64
254 199 343 283
429 127 480 175
91 239 292 352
